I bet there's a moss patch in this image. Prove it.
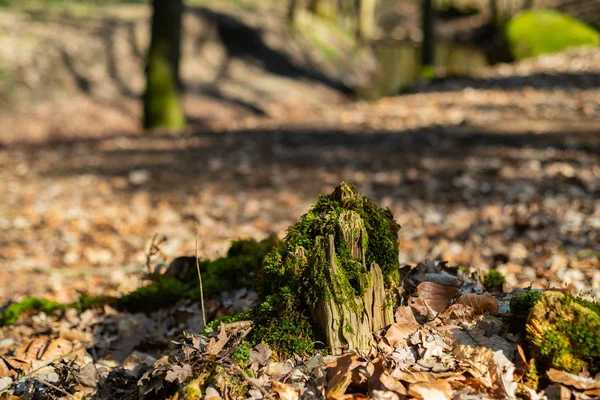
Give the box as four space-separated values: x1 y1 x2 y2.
252 182 400 357
526 291 600 374
510 290 541 316
506 10 599 60
0 297 66 325
483 270 506 291
119 276 188 313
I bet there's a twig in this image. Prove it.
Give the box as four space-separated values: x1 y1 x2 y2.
195 222 207 327
35 377 75 399
198 358 275 400
145 233 158 274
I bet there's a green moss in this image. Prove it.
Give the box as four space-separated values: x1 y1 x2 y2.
74 295 118 311
253 182 400 356
204 310 251 331
483 270 506 290
119 276 188 313
510 291 541 316
576 249 600 260
506 10 599 60
181 376 203 400
193 236 281 297
522 358 539 390
526 291 600 374
250 288 317 357
0 297 66 325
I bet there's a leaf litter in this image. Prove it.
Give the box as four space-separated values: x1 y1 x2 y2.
2 257 597 399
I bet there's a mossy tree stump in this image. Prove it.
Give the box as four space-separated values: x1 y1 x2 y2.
254 182 400 355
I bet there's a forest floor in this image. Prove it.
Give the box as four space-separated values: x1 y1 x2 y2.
1 47 599 306
0 3 599 398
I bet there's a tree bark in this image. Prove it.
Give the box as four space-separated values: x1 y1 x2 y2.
287 0 301 26
143 0 186 130
421 0 435 67
357 0 377 41
489 0 498 24
312 215 394 355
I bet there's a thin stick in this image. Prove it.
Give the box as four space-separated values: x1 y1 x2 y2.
145 233 158 274
36 377 76 399
195 222 207 327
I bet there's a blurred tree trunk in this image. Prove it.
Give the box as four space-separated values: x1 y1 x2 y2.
308 0 338 20
143 0 186 130
489 0 498 23
421 0 435 66
523 0 534 9
357 0 377 41
287 0 302 26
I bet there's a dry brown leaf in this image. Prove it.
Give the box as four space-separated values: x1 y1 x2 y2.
326 353 362 400
205 386 223 400
437 304 477 322
417 282 457 312
455 293 499 316
408 297 435 318
395 306 418 326
14 337 50 362
205 323 229 357
367 358 407 396
546 368 600 390
394 370 461 384
407 379 452 400
271 380 299 400
0 359 13 378
385 324 418 348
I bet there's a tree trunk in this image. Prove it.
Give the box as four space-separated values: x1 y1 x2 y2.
523 0 534 10
489 0 498 23
287 0 301 26
143 0 186 130
421 0 435 67
357 0 377 41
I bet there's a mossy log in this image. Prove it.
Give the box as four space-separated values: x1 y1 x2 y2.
254 182 400 356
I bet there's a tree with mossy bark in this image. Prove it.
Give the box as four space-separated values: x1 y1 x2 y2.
251 182 400 356
421 0 435 68
143 0 186 130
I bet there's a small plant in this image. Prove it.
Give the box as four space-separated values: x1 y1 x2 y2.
483 270 506 291
231 343 252 368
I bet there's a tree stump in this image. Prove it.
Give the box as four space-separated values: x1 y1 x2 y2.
254 182 400 355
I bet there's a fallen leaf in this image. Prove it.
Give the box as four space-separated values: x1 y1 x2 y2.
395 306 419 326
408 297 436 318
437 304 477 322
205 386 223 400
165 364 192 384
547 368 600 390
407 379 452 400
455 293 499 316
326 353 363 400
367 358 407 396
272 380 299 400
385 324 418 348
0 359 12 378
417 282 457 312
206 323 229 357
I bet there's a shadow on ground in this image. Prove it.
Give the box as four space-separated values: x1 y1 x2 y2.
17 123 600 208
